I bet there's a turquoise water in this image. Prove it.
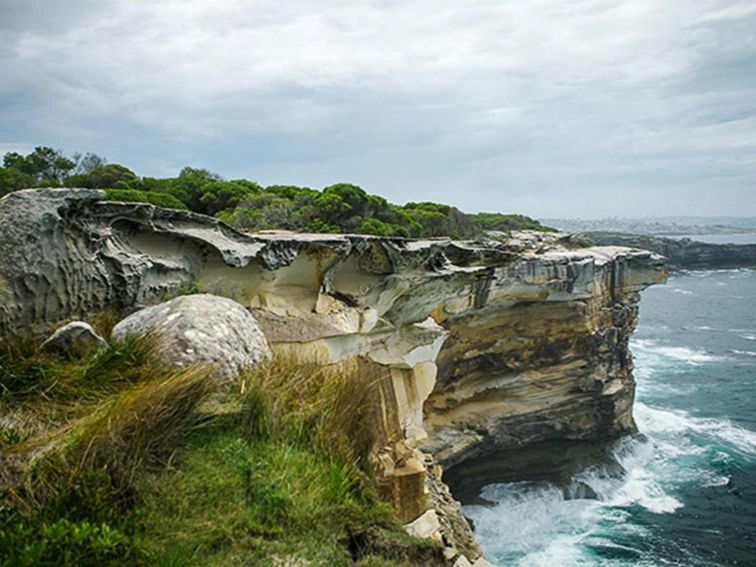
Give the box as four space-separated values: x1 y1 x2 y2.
465 269 756 566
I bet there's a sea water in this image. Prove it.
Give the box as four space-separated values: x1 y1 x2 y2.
465 269 756 566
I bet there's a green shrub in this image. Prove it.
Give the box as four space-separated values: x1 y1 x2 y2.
104 189 188 210
0 517 138 567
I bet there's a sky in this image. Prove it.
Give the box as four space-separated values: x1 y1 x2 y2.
1 0 755 219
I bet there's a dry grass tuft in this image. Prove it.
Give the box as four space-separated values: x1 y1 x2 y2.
237 356 378 467
7 366 215 519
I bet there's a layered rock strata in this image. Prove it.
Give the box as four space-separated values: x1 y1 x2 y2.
0 189 667 560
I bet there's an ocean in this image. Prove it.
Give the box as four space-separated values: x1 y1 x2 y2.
465 269 756 566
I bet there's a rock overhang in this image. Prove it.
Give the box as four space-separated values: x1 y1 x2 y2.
0 188 668 559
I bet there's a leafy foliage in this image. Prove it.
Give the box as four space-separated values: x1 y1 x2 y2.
104 189 188 210
0 517 136 567
0 145 555 236
470 212 559 233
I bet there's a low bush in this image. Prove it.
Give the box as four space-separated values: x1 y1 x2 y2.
0 517 136 567
104 189 188 210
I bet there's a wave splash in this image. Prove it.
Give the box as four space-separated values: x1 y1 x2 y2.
632 339 722 364
465 401 756 566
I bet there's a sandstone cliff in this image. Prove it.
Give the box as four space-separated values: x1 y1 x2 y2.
0 189 667 559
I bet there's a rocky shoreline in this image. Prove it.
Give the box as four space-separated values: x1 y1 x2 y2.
586 233 756 270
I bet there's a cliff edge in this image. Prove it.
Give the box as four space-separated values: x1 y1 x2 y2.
0 189 667 561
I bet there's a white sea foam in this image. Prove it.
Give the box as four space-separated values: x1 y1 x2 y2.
671 288 694 295
466 483 604 567
635 403 756 456
632 340 721 364
740 334 756 341
702 474 730 488
730 349 756 357
574 438 684 514
467 434 689 566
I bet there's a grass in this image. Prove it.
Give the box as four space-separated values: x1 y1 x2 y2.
0 331 443 566
0 332 161 451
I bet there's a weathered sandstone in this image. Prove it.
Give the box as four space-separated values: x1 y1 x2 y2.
40 321 108 357
0 189 667 561
111 293 271 382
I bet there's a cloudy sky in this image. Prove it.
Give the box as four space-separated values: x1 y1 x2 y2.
1 0 755 218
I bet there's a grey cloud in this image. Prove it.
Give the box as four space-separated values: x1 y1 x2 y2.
0 0 754 218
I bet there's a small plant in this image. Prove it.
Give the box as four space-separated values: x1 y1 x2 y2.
0 517 138 567
175 282 203 296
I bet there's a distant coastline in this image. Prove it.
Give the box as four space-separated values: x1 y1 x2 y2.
543 216 756 238
586 232 756 270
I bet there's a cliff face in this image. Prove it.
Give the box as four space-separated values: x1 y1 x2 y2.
0 190 666 556
587 233 756 270
424 248 652 468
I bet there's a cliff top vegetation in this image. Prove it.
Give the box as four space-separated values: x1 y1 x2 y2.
0 314 442 566
0 146 554 238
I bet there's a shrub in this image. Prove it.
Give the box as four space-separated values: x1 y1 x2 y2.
104 189 188 210
0 517 137 567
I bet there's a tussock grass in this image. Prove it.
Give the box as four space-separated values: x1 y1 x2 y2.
0 333 156 403
0 333 161 454
9 366 215 516
1 342 441 566
237 356 378 466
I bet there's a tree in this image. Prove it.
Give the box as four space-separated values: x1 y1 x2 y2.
72 152 107 175
0 167 33 197
173 167 222 212
88 164 139 188
3 146 75 186
198 180 255 216
64 164 139 189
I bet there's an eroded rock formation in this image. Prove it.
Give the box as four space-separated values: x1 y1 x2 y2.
0 189 667 561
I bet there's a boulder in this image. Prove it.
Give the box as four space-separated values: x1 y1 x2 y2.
40 321 108 357
111 294 271 382
404 509 442 540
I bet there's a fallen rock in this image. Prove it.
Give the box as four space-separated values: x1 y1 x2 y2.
404 509 442 541
111 294 270 381
40 321 108 357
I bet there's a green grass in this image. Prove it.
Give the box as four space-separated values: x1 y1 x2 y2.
137 428 400 566
0 333 442 566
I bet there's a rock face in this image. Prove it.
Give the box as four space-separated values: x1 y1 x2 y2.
40 321 108 357
422 246 655 475
111 294 271 381
587 233 756 270
0 189 667 561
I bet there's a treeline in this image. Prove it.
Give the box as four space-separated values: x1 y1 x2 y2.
0 146 554 238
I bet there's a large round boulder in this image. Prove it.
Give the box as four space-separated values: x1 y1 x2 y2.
111 294 271 382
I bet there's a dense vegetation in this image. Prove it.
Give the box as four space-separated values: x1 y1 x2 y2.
0 315 442 566
0 146 554 238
